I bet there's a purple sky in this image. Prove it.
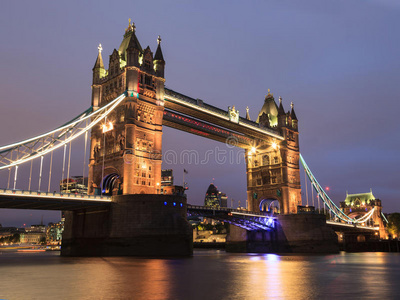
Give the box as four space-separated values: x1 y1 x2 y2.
1 1 399 227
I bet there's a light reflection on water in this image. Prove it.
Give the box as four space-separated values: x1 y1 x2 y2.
0 250 399 299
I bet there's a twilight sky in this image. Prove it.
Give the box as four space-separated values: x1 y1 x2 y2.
1 0 399 226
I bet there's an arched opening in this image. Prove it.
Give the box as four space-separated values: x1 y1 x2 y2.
259 199 280 214
102 173 120 195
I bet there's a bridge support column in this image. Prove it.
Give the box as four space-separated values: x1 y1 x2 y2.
61 194 193 256
226 214 338 253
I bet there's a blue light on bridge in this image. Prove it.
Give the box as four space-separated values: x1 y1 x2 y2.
264 254 279 262
263 217 274 228
180 203 183 207
173 202 176 206
164 201 167 206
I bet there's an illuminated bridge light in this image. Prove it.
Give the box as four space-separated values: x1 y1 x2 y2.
164 201 167 206
180 203 183 207
173 202 176 206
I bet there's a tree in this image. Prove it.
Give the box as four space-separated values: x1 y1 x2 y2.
11 233 20 243
387 213 400 237
39 236 46 245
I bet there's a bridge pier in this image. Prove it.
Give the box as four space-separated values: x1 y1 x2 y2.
61 194 193 256
226 214 338 253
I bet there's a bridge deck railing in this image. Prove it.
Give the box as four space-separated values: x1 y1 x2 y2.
0 189 112 201
187 205 273 218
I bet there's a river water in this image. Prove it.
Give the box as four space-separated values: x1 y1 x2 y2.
0 250 399 299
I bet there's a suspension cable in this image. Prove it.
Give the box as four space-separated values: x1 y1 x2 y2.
304 168 309 206
61 143 67 191
311 180 314 207
101 116 107 193
66 141 72 193
83 120 88 182
28 160 33 190
48 150 53 193
13 165 18 190
38 155 44 191
0 93 126 170
7 152 12 189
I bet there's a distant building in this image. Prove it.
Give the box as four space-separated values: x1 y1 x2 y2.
47 221 64 246
204 183 228 208
26 224 46 233
161 169 185 196
20 232 45 244
0 227 23 238
340 190 387 238
60 176 88 194
161 169 174 186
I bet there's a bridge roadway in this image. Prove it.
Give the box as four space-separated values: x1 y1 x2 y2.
0 189 379 232
0 189 111 211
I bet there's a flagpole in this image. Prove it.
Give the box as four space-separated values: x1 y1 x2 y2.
183 169 185 187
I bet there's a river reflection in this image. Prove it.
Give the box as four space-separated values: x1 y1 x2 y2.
0 250 399 299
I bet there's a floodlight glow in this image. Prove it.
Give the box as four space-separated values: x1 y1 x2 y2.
102 122 114 133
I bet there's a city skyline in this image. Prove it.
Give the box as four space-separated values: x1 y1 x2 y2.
1 1 399 226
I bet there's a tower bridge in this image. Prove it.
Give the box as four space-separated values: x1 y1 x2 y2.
0 20 387 255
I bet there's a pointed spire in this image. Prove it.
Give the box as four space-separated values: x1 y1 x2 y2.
154 35 164 61
246 106 250 120
266 88 273 99
127 29 142 51
290 102 298 120
93 43 105 70
126 19 142 52
125 18 136 34
278 96 285 116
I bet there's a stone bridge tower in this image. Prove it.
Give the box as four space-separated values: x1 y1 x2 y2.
88 20 165 195
246 92 302 214
340 191 388 238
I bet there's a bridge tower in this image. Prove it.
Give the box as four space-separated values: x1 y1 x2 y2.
88 20 165 195
340 191 388 238
246 92 302 214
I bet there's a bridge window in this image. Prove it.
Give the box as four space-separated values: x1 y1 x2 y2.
142 172 146 177
262 155 269 166
144 74 152 86
274 157 279 164
254 160 259 167
142 180 146 185
256 179 262 185
272 177 276 184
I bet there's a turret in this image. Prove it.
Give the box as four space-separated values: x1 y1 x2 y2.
154 36 165 78
290 102 298 130
277 96 286 128
92 44 105 108
126 21 142 67
142 46 154 74
92 44 105 84
256 89 278 127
